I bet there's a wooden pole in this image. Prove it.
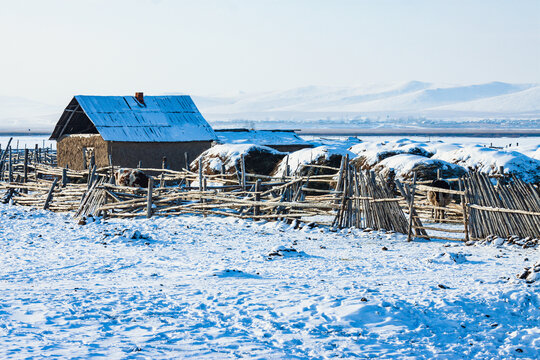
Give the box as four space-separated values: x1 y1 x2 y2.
8 147 12 182
109 155 115 184
87 165 96 191
43 178 58 210
459 178 470 242
62 167 68 187
198 158 203 191
0 137 12 162
407 172 417 242
160 156 167 188
23 149 28 183
241 154 246 190
184 152 189 170
254 179 261 216
146 177 154 218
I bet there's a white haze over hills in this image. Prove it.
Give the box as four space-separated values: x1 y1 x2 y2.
0 96 62 133
194 81 540 130
1 81 539 133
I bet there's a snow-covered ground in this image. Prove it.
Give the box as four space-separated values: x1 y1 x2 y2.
0 203 538 359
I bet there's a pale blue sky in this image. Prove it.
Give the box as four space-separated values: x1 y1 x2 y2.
0 0 538 104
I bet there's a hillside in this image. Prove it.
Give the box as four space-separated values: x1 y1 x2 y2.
194 81 540 129
1 82 539 133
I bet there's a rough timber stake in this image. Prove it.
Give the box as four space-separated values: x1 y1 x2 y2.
23 149 28 183
254 179 261 216
8 147 12 182
241 154 246 190
43 178 58 210
147 177 154 218
407 172 417 242
62 167 68 187
198 158 203 191
109 155 114 184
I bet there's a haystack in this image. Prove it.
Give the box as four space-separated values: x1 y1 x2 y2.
373 154 467 183
349 140 434 171
432 145 540 183
271 146 354 177
190 144 285 176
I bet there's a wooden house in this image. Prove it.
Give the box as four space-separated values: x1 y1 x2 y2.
50 93 217 170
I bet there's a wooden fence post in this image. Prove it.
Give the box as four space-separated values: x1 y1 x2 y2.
254 179 261 216
407 172 417 242
109 155 115 184
87 165 96 191
8 147 12 183
184 152 189 171
61 167 68 187
198 158 203 191
23 149 28 184
459 178 470 242
160 156 167 188
241 154 247 190
146 177 154 218
43 178 58 210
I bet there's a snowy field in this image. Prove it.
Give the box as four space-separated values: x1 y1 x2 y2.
0 203 538 359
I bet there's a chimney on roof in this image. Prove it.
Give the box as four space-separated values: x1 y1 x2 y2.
135 92 144 104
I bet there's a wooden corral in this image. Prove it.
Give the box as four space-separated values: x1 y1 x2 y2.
1 137 539 247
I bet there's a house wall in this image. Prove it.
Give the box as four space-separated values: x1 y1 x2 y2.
57 134 212 171
57 134 110 170
110 141 212 171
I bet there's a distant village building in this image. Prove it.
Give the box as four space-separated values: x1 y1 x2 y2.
214 129 312 153
50 93 217 170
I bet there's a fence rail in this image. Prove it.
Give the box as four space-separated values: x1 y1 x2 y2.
0 138 538 243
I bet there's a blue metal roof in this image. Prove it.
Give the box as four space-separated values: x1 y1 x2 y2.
72 95 217 142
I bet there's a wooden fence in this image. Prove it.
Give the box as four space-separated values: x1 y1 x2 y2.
0 139 538 242
463 172 540 240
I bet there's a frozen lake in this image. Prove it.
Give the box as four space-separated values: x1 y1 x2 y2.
0 135 55 150
1 134 539 150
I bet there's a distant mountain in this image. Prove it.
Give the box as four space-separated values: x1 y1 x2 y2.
0 96 60 133
192 81 540 129
1 82 539 133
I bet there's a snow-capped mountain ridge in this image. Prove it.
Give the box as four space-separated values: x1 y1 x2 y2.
1 81 538 132
194 81 538 114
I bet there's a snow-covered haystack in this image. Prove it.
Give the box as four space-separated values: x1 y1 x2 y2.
433 145 540 183
191 144 285 176
373 154 467 182
351 149 407 171
349 139 433 158
271 146 354 177
349 139 434 171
